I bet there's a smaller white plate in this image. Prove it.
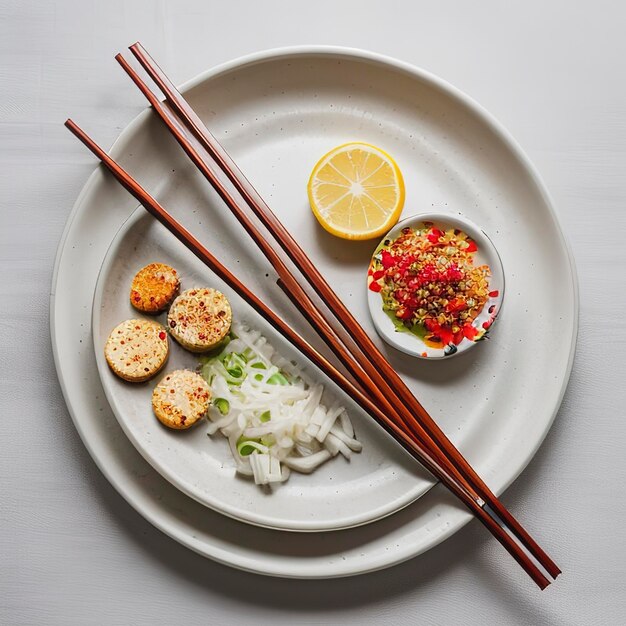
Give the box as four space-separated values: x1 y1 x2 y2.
367 213 505 359
92 209 434 532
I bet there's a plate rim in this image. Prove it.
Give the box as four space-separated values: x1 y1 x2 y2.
50 44 579 578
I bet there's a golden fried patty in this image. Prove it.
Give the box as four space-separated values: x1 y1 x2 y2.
104 319 169 382
130 263 180 314
151 369 211 429
167 288 232 353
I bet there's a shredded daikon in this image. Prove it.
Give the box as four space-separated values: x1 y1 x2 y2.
199 321 361 486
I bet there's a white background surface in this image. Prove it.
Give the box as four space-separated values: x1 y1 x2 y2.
1 1 625 624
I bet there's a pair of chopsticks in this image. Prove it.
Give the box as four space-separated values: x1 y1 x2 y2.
66 42 560 589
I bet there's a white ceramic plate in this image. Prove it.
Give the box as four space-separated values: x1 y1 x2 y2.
93 210 432 531
51 46 577 577
367 212 505 359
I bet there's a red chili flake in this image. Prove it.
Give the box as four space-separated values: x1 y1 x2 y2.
424 318 437 332
417 263 438 285
438 327 454 345
397 307 413 320
445 264 464 282
421 352 428 358
368 281 382 293
381 251 394 269
465 240 478 252
427 228 443 243
463 324 478 340
446 298 467 313
133 294 141 302
489 290 499 298
169 320 176 328
158 331 166 340
482 320 492 329
372 270 385 280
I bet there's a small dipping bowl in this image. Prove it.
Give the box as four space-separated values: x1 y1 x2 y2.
367 213 505 359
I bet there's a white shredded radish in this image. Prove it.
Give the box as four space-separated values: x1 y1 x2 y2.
206 413 236 435
200 321 361 486
340 411 355 438
315 405 345 443
329 424 363 451
324 432 352 459
283 450 332 473
249 452 283 485
304 423 320 438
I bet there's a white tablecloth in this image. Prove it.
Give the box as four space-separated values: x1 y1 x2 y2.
2 1 624 623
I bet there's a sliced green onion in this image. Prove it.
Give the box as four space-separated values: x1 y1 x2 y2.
221 352 243 369
236 436 267 456
260 435 274 447
200 363 215 385
259 410 271 423
213 398 230 415
267 372 289 386
226 365 243 379
250 362 266 370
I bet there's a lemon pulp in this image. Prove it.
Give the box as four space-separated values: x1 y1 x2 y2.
307 142 405 240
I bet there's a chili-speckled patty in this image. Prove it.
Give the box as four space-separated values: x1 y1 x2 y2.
167 288 232 352
151 369 211 429
130 263 180 314
104 319 169 382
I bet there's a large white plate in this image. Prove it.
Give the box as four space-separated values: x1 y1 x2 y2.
51 46 577 577
93 210 431 531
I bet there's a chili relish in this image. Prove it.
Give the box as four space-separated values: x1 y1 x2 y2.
368 223 493 348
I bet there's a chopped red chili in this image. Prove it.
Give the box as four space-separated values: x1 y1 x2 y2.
368 223 492 347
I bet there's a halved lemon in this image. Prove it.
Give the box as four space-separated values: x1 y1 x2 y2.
307 142 405 240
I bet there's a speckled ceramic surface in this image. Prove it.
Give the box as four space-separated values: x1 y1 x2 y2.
368 213 505 359
51 47 577 577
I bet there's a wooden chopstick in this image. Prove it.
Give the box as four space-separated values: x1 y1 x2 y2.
108 57 553 574
113 55 444 460
61 119 551 588
65 56 556 587
127 42 561 582
116 49 556 587
108 55 557 581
